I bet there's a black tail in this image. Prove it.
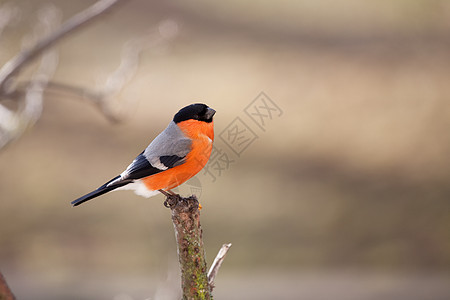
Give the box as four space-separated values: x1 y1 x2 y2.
71 176 132 206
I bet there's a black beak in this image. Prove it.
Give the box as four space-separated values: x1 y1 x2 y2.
205 107 216 119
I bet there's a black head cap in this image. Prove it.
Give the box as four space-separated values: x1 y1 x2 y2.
173 103 216 124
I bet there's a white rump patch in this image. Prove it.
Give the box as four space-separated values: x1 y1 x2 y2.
116 180 159 198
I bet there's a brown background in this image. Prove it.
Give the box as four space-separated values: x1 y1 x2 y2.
1 1 449 299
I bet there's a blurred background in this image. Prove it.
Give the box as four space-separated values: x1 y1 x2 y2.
1 0 450 299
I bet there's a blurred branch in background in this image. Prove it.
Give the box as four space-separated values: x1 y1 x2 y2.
0 3 61 149
0 3 20 38
0 0 121 93
0 0 178 150
0 271 15 300
0 0 122 149
41 21 178 123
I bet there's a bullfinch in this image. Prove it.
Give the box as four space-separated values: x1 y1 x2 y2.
71 103 215 206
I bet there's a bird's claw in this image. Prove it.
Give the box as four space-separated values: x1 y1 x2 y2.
163 193 181 208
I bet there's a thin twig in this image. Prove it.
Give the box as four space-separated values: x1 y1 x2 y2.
41 81 121 123
0 4 60 149
21 5 60 126
5 24 176 124
0 0 122 93
207 243 232 290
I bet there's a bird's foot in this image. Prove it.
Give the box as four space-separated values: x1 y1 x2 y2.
160 190 201 211
160 189 181 208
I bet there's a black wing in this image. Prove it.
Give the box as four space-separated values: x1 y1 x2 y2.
159 155 187 168
71 152 186 206
125 152 163 179
124 152 186 180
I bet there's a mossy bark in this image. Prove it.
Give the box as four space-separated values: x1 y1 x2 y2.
166 195 211 300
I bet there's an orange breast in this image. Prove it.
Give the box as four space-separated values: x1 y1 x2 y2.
143 120 214 191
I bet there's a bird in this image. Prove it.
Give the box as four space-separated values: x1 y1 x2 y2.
71 103 215 206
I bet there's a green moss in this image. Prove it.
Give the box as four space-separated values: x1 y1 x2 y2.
173 196 212 299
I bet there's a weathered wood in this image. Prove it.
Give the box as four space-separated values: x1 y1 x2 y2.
165 194 211 300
